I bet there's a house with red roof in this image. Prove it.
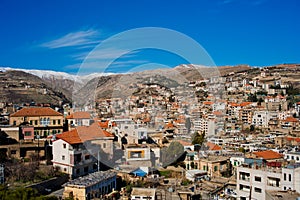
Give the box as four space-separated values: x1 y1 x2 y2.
251 150 283 162
52 122 114 178
10 107 64 137
65 111 91 130
281 117 299 129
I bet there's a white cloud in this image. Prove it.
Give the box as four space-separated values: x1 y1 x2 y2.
41 29 101 49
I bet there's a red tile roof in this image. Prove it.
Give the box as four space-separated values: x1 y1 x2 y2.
284 117 298 123
10 107 63 117
240 102 252 107
203 101 213 105
55 122 114 144
253 150 283 160
66 111 90 119
206 142 222 151
212 111 223 116
177 140 193 146
98 120 117 128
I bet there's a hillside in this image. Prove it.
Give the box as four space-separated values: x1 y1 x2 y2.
0 70 70 105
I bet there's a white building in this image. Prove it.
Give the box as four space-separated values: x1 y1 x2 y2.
237 164 300 200
52 123 114 178
252 111 270 127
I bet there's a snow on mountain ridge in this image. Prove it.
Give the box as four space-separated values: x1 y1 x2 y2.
0 67 116 82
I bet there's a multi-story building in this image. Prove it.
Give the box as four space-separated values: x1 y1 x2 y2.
52 122 114 178
237 163 300 200
197 156 231 177
252 111 270 128
10 107 64 137
124 144 153 167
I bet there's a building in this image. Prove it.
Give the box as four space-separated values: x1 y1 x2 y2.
236 163 300 200
10 107 64 137
197 156 231 177
124 144 153 167
65 111 91 130
52 123 114 178
63 170 117 200
131 187 156 200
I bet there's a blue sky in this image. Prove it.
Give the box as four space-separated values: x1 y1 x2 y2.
0 0 299 73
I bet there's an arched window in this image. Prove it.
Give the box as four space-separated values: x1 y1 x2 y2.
214 166 218 172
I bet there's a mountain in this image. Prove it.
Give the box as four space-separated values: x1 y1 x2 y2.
0 70 70 105
72 64 253 107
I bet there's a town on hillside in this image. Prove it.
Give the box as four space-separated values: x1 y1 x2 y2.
1 64 300 200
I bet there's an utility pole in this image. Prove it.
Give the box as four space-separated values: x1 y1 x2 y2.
98 150 100 172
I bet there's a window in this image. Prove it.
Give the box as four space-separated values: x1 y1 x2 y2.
63 143 66 149
292 156 294 160
24 131 32 136
85 155 90 160
284 173 286 181
287 155 290 159
13 121 16 125
239 184 250 192
58 119 61 125
64 168 67 172
214 166 218 172
62 155 65 160
53 120 56 125
40 118 50 126
76 169 80 174
254 187 262 193
29 120 33 125
254 176 261 182
35 120 38 125
297 157 299 161
84 166 88 173
239 172 250 181
289 174 291 182
103 143 106 148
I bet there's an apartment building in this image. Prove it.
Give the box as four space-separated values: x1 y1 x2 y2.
237 163 300 200
52 123 114 178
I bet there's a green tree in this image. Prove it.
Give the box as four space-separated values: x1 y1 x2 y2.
192 132 205 146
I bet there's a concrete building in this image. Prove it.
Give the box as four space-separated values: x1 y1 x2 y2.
236 163 300 200
124 144 153 167
52 123 114 178
63 170 117 200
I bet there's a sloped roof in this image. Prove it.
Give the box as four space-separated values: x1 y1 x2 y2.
240 102 252 107
206 142 222 151
55 122 114 144
203 101 213 105
253 150 283 160
177 140 193 147
284 117 298 123
10 107 63 117
98 120 117 128
66 111 90 119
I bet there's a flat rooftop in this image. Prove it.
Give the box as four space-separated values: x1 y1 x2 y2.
64 170 117 188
